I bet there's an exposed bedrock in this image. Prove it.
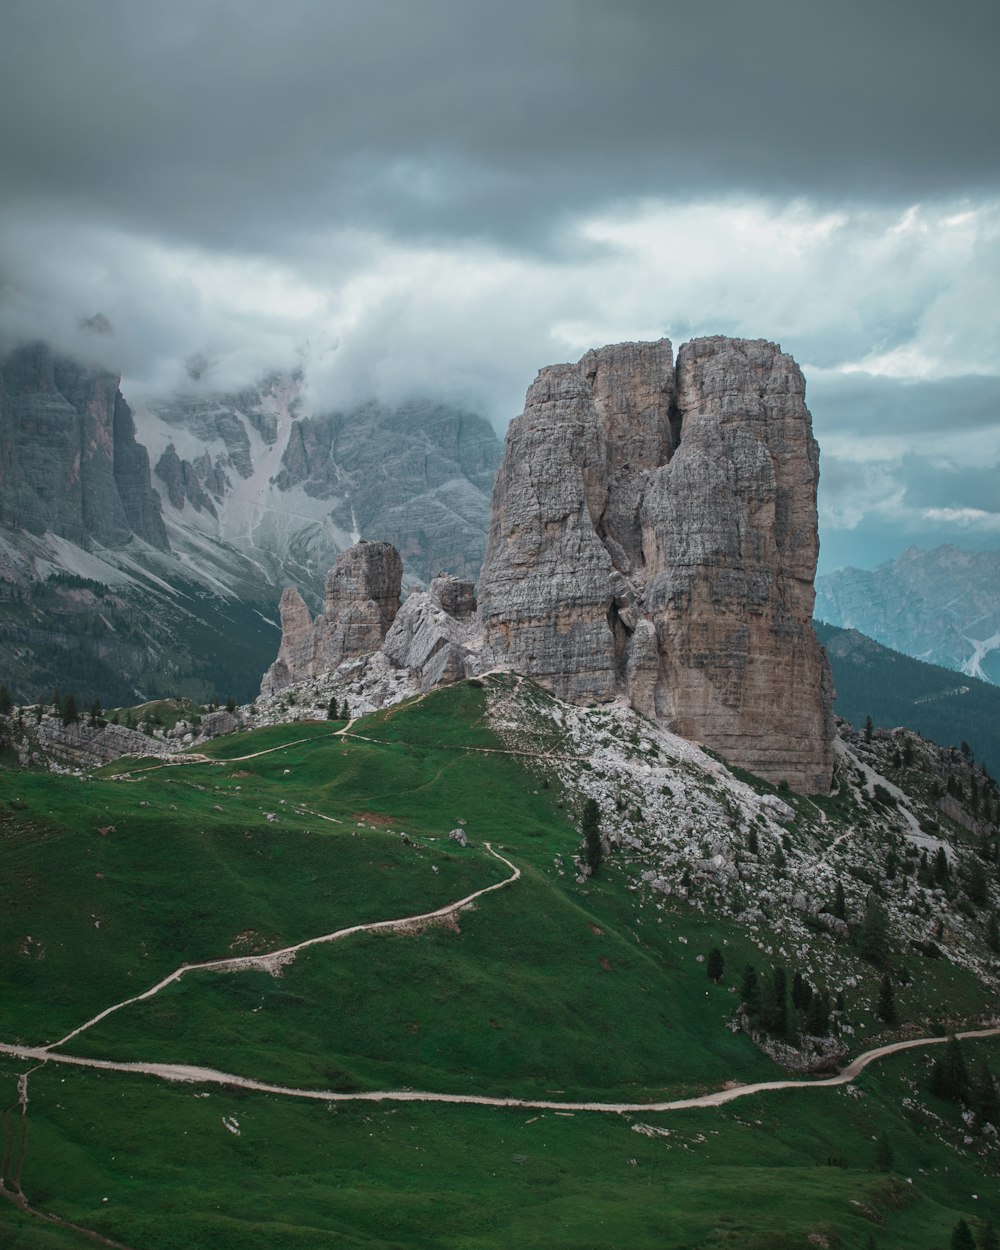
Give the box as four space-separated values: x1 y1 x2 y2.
262 336 835 791
478 336 835 792
0 343 167 550
260 541 402 693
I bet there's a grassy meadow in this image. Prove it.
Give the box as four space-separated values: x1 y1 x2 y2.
1 678 998 1247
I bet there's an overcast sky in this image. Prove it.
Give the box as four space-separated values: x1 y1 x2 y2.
1 0 998 573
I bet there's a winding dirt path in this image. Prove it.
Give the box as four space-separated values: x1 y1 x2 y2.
42 844 519 1051
2 1027 998 1115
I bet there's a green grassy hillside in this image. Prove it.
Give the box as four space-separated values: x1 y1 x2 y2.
1 678 999 1248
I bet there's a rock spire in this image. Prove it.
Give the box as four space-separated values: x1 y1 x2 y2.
261 336 835 792
260 541 403 694
477 336 834 792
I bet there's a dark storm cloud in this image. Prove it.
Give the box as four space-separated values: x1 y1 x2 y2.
809 373 1000 439
1 0 997 253
1 1 997 574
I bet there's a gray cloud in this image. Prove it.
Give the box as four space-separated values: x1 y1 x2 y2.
1 0 998 255
814 376 1000 574
809 373 1000 439
1 1 998 573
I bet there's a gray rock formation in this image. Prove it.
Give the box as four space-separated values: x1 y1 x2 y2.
381 575 479 690
0 343 167 550
154 443 218 516
261 541 403 693
261 336 834 791
478 337 835 792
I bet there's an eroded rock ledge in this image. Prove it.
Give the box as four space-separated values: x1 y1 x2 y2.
261 337 835 793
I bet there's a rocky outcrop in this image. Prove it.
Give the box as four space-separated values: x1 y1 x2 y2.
261 541 403 693
0 344 167 550
10 715 167 771
154 443 219 516
478 336 834 792
260 337 834 791
381 575 479 690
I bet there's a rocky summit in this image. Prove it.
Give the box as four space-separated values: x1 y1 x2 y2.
261 541 403 694
263 336 835 794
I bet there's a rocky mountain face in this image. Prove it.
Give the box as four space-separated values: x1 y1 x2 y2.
0 344 503 706
273 399 501 585
0 346 290 705
263 337 835 793
816 545 1000 686
479 336 834 792
138 384 502 594
0 344 167 550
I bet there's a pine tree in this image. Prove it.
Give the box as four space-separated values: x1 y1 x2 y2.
857 893 890 967
225 696 237 714
0 685 12 715
876 973 897 1025
987 912 1000 954
740 964 761 1020
746 826 759 856
89 698 102 727
931 1036 970 1103
875 1131 893 1172
805 991 831 1036
791 970 812 1010
763 965 789 1039
581 799 603 876
933 846 950 887
327 697 339 720
980 1221 999 1250
974 1059 1000 1129
952 1219 976 1250
60 692 78 726
864 715 873 742
833 880 847 921
964 858 989 907
706 948 724 984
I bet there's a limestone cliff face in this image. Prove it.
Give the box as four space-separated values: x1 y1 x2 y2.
261 336 834 791
478 336 834 792
0 344 167 550
261 541 402 693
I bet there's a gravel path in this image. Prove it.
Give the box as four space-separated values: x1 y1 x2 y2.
2 1026 998 1114
42 844 519 1051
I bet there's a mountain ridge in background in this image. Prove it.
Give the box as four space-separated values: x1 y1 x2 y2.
816 545 1000 685
817 620 1000 777
0 342 502 704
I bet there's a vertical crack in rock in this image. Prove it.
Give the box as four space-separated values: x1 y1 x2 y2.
478 335 834 792
262 335 835 793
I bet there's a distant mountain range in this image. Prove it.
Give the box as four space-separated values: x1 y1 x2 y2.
817 621 1000 777
816 545 1000 685
0 342 502 704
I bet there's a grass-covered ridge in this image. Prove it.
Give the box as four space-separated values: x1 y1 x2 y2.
1 676 999 1248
